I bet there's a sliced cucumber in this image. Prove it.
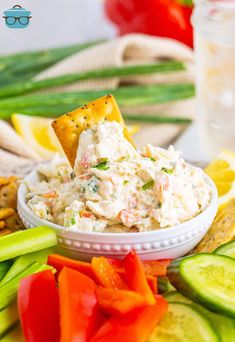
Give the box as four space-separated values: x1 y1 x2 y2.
165 291 235 342
214 240 235 258
158 276 175 294
167 254 235 318
148 302 219 342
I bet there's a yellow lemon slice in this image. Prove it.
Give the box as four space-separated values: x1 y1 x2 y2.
11 114 62 160
11 114 139 160
205 150 235 208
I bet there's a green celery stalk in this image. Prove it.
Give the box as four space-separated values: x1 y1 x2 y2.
123 114 192 124
0 262 51 310
0 303 18 338
0 261 13 281
0 226 57 262
0 61 185 98
0 248 54 286
0 324 24 342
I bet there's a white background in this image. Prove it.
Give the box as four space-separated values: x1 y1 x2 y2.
0 0 116 55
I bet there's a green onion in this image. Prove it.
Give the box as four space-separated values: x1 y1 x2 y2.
161 167 174 174
123 114 192 125
0 41 100 87
92 160 109 170
70 217 76 226
123 180 130 185
0 83 195 120
142 180 154 191
0 61 185 99
0 226 57 262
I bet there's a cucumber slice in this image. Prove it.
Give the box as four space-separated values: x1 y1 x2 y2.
165 291 235 342
148 302 219 342
214 240 235 258
158 277 175 294
167 254 235 318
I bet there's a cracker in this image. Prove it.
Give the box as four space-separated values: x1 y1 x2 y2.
5 212 24 231
52 94 133 167
0 207 15 220
0 176 17 187
0 179 18 209
0 220 5 229
193 198 235 253
0 229 11 237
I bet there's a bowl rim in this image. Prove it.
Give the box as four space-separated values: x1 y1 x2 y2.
18 166 218 238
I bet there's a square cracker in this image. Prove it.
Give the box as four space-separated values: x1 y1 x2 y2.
52 94 133 167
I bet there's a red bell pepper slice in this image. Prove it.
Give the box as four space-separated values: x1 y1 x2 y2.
117 269 158 293
96 287 146 316
107 257 171 276
59 267 103 342
91 295 168 342
91 257 128 289
48 253 95 280
18 270 60 342
123 251 156 305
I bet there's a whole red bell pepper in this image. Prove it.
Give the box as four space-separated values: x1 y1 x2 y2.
96 287 146 316
123 251 156 305
59 267 104 342
104 0 193 47
18 270 60 342
91 295 168 342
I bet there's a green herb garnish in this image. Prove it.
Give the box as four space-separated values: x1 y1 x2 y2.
161 167 174 175
92 159 109 170
123 180 130 186
70 216 76 225
150 157 156 162
142 180 154 191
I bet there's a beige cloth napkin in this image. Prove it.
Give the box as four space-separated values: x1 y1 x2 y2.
36 34 195 148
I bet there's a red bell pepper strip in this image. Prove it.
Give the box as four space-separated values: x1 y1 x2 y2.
117 269 158 293
59 267 103 342
18 270 60 342
123 251 156 305
91 295 168 342
107 257 171 276
48 253 95 280
91 256 128 289
96 287 146 316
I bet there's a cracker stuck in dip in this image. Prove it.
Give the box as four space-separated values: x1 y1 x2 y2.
27 121 211 233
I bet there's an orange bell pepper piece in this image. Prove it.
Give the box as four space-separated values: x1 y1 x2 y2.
96 287 146 316
91 295 168 342
107 257 171 276
123 251 156 305
48 254 95 280
91 256 128 289
117 269 158 293
59 267 103 342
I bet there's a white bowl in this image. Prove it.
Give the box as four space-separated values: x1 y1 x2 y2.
18 167 218 261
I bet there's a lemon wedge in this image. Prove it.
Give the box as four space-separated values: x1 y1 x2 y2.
11 114 62 160
205 150 235 208
11 114 140 160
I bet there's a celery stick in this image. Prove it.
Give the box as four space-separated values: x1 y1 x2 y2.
0 226 57 262
0 262 51 310
0 302 18 338
0 247 54 286
0 261 13 281
0 324 24 342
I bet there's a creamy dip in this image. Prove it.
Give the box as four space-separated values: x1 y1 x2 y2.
27 121 211 233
